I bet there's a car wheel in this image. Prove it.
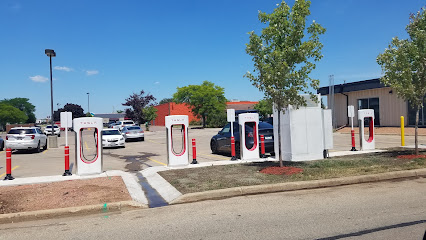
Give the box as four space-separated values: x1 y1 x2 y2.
141 137 144 141
43 141 47 150
58 134 61 137
210 140 218 154
35 142 41 153
0 142 4 151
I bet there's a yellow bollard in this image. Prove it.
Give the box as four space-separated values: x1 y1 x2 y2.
401 116 405 146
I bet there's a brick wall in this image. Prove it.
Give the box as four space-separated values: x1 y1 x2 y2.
153 103 170 126
152 102 200 126
6 123 35 133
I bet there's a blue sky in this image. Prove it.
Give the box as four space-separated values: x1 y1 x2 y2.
1 0 424 119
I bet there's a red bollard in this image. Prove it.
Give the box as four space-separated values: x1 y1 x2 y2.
231 136 237 160
63 146 72 176
191 139 198 164
260 135 266 158
351 130 357 151
4 148 14 180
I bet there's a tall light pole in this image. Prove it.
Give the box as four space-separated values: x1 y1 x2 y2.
45 49 56 136
87 92 90 115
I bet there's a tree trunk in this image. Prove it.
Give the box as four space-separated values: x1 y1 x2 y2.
202 114 206 128
415 108 419 155
277 109 283 167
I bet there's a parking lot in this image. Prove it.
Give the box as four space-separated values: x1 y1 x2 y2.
1 126 426 179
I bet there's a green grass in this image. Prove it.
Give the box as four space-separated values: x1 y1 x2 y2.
158 148 426 194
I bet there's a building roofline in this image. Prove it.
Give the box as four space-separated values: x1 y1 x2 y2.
318 78 387 95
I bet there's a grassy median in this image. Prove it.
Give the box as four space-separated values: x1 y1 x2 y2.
158 148 426 194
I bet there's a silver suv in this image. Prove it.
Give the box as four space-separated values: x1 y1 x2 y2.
44 125 61 137
6 127 48 152
113 120 135 131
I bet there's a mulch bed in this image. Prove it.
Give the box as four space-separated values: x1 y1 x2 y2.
260 166 303 175
397 155 426 159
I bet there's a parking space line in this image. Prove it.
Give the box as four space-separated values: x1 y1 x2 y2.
0 165 19 178
147 157 167 166
84 141 91 150
42 149 49 154
147 139 162 144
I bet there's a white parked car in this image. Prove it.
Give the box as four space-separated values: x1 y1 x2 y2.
114 120 135 130
101 129 125 148
6 127 48 152
121 126 144 141
44 125 61 137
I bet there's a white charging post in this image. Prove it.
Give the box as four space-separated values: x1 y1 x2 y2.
60 112 72 146
73 117 103 175
227 109 235 138
348 105 357 151
238 113 259 160
165 115 189 167
358 109 375 150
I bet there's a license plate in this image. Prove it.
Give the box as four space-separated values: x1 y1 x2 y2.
265 136 273 140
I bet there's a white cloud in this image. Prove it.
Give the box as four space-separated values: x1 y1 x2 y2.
154 81 160 84
54 66 72 72
29 75 48 83
86 70 99 76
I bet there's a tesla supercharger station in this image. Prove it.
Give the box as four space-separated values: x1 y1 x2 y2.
73 117 103 175
358 109 375 150
165 115 189 167
238 113 259 160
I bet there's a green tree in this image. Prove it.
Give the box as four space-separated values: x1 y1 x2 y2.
377 7 426 155
245 0 326 166
254 99 273 120
0 98 36 123
142 106 158 131
173 81 227 128
159 98 174 105
53 103 85 121
0 103 28 129
116 110 124 114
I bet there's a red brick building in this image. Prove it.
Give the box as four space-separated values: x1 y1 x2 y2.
152 102 199 126
226 101 258 110
152 101 259 126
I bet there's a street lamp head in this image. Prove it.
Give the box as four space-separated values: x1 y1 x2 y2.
45 49 56 57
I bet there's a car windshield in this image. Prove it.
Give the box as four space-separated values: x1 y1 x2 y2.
102 130 121 135
46 126 59 129
127 126 140 130
123 121 133 125
9 129 36 134
259 122 273 129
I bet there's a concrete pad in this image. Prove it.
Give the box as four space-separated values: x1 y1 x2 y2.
329 149 386 157
0 170 148 205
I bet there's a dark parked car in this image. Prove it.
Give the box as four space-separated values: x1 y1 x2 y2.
0 136 4 151
210 122 274 157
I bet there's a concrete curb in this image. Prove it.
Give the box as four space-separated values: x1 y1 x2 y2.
171 168 426 205
0 201 147 224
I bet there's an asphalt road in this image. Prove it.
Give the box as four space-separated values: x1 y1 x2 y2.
1 127 426 178
0 178 424 239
